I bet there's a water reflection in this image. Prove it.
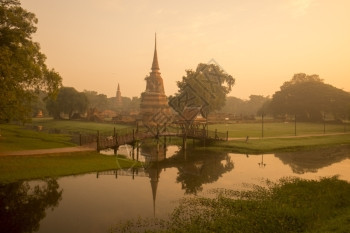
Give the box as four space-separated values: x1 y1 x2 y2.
275 145 350 174
0 179 62 233
2 143 346 232
140 142 234 195
258 154 266 168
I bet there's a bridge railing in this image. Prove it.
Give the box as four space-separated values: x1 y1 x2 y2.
207 129 227 141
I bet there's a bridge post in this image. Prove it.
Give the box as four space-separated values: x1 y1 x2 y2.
164 136 167 149
114 133 118 155
183 136 187 150
132 144 135 160
97 130 100 152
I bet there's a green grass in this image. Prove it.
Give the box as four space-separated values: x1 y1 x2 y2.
30 117 131 134
111 177 350 233
204 134 350 154
0 151 141 184
209 122 349 138
2 121 349 154
0 124 75 151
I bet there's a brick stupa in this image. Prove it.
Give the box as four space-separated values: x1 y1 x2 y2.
140 35 172 126
116 83 122 108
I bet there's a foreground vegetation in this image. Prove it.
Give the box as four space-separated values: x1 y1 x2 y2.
0 151 140 184
112 177 350 233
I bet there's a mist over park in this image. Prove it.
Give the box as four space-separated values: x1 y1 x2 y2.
1 1 350 233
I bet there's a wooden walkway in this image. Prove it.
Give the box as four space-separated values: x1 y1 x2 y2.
97 127 228 151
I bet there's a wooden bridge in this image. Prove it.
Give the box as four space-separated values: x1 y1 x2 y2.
96 125 228 152
96 168 148 179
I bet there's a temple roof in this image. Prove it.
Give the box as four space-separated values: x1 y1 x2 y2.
151 34 160 71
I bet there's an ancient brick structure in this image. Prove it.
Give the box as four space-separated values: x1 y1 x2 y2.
116 83 122 108
140 35 172 127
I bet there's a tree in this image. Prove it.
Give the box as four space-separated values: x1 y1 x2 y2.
83 90 108 110
267 73 350 121
169 63 235 117
220 95 270 116
0 0 62 122
46 87 88 119
31 90 49 117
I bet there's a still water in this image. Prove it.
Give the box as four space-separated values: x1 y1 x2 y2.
1 144 350 233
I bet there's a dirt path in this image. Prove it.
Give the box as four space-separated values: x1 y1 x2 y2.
0 145 96 156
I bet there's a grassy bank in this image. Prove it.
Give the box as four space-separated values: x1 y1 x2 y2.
0 124 75 151
209 122 349 138
203 134 350 154
30 117 130 134
112 177 350 233
1 123 350 154
0 151 141 184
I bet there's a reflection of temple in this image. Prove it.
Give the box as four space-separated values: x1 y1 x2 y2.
142 144 234 216
140 35 172 126
97 143 234 217
142 142 166 217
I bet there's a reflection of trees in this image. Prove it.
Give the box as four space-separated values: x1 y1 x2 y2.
0 179 62 233
160 149 234 195
275 145 350 174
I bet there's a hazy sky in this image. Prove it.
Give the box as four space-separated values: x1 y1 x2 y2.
21 0 350 99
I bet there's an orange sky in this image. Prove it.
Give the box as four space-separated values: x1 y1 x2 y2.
21 0 350 99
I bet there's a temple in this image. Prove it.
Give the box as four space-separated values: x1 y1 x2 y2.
140 34 172 126
116 83 122 108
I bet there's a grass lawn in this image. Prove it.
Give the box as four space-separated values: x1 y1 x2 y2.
0 124 75 151
30 117 131 134
209 122 349 138
209 134 350 154
0 151 141 184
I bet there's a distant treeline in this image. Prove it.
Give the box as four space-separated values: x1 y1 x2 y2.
32 73 350 122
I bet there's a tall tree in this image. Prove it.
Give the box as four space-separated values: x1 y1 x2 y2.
169 63 235 117
0 0 62 122
267 73 350 121
46 87 88 119
83 90 108 110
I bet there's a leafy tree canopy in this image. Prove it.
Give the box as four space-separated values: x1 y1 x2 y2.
267 73 350 121
84 90 108 110
0 0 62 122
220 95 270 116
46 87 88 119
169 63 235 117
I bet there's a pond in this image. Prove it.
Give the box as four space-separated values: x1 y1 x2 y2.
1 143 350 233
